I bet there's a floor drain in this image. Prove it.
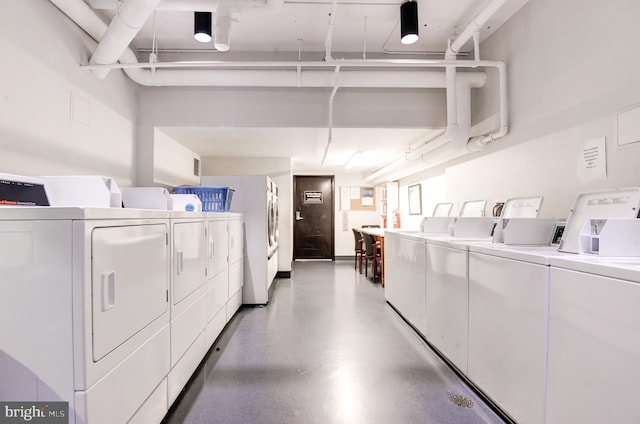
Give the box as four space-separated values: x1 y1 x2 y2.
451 395 474 408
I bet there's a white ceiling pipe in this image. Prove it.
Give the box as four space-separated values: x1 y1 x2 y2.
50 0 109 40
321 67 341 166
448 0 508 55
365 0 511 182
214 6 232 51
324 0 339 61
402 45 461 161
467 61 508 151
118 50 490 87
89 0 162 79
80 58 505 70
87 0 282 13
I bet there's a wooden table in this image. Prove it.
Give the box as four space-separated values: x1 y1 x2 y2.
359 227 385 286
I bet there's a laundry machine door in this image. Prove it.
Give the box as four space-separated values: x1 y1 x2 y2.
173 221 207 305
91 224 169 361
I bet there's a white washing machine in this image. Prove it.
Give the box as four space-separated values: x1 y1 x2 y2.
384 230 429 336
0 207 171 424
545 252 640 424
201 175 277 305
466 242 572 424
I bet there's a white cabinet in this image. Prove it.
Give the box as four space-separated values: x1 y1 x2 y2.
468 251 548 424
546 265 640 424
425 240 468 373
383 231 427 335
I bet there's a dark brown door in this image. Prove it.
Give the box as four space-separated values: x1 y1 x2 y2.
293 176 335 260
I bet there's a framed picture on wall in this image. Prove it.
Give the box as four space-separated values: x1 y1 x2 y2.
408 184 422 215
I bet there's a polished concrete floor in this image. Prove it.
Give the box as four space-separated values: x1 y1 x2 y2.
163 261 506 424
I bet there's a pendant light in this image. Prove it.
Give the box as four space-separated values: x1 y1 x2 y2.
400 1 419 45
194 12 212 43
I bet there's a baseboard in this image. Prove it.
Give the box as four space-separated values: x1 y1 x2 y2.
334 256 354 261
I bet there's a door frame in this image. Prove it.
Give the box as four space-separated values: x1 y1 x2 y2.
293 175 335 260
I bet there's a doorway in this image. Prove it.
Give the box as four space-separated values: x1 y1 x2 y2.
293 175 335 260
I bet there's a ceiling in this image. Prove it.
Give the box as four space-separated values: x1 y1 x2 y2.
82 0 528 175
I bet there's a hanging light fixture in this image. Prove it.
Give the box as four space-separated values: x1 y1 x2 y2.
400 1 419 45
194 12 212 43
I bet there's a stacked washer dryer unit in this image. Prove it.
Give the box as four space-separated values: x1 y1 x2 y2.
201 175 279 305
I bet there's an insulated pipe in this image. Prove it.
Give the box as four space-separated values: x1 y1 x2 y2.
324 0 339 61
449 0 508 55
321 67 341 166
87 0 283 13
403 44 460 161
50 0 108 41
214 6 232 51
115 49 490 88
89 0 162 79
467 61 508 151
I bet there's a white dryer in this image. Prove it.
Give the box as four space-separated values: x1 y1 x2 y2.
201 175 278 305
0 207 171 424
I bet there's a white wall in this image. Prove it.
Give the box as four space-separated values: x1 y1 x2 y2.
398 0 640 221
153 129 200 187
0 1 139 186
201 157 293 272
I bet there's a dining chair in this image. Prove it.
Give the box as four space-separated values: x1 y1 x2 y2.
362 233 381 283
352 228 364 273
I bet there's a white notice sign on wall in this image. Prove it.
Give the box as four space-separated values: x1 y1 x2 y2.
578 137 607 182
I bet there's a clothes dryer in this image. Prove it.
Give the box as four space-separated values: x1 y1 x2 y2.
0 207 171 424
201 175 277 305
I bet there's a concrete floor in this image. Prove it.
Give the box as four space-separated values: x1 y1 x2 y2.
163 261 506 424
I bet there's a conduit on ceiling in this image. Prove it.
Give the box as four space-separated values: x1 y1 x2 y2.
50 0 508 181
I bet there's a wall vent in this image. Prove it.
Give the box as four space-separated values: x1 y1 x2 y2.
193 158 200 177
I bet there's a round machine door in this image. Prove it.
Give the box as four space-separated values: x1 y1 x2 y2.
273 199 279 245
268 197 275 247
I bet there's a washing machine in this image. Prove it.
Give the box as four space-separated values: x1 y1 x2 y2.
0 207 171 424
545 251 640 424
464 188 640 424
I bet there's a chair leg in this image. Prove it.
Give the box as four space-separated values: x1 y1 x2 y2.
373 258 378 283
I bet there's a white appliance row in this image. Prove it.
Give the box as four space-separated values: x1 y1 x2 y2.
0 208 243 424
385 189 640 424
386 232 640 424
201 175 279 305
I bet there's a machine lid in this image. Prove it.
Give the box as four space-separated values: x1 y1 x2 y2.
458 200 486 217
500 195 544 219
432 202 453 217
558 187 640 253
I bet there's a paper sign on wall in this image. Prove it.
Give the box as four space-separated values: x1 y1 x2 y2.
578 137 607 182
